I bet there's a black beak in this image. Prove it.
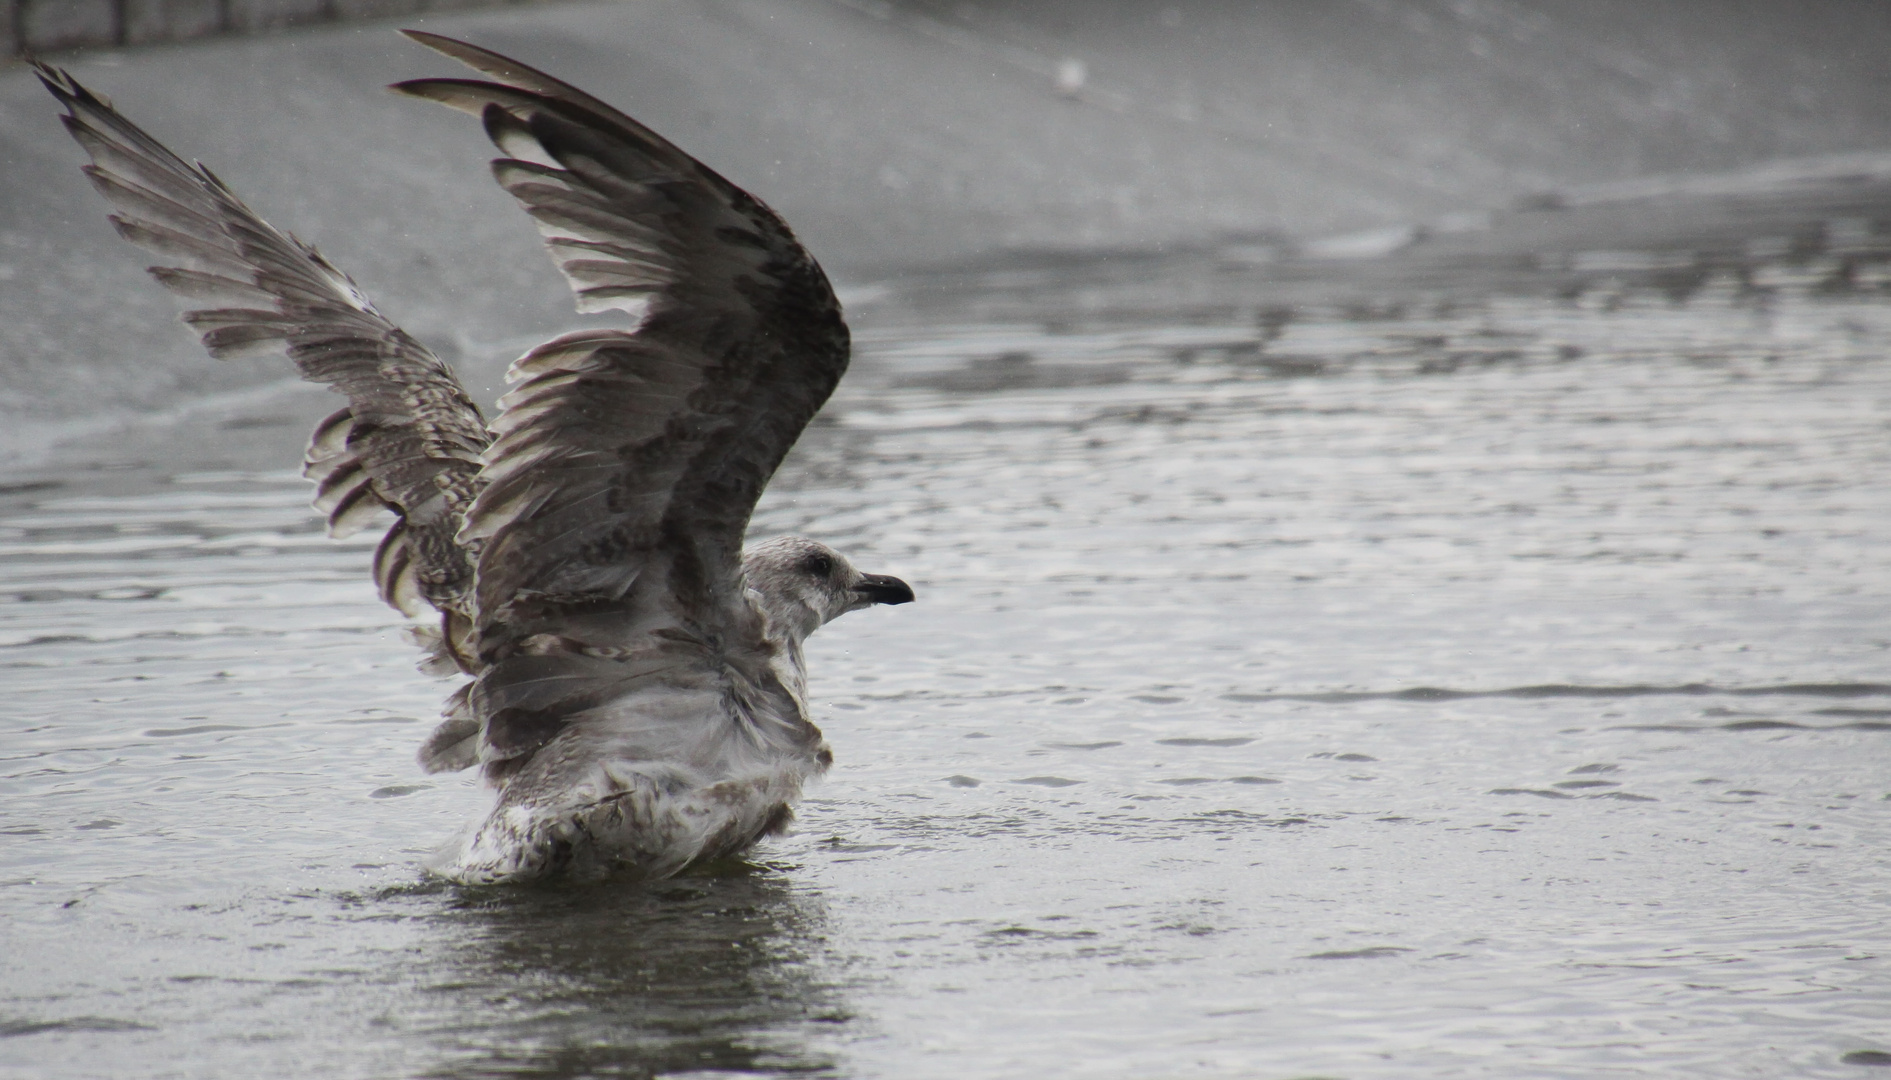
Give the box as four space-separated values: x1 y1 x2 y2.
854 573 915 606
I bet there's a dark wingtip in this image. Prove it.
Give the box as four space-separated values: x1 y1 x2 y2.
399 27 455 51
34 61 83 107
390 29 479 96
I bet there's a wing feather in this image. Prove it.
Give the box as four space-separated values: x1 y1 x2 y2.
395 32 848 770
396 36 848 648
38 63 490 623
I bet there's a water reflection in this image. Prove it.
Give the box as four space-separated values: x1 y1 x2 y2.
412 866 846 1079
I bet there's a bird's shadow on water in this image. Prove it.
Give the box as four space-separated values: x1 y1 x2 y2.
399 861 850 1080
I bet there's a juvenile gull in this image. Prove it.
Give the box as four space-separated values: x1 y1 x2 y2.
38 32 914 884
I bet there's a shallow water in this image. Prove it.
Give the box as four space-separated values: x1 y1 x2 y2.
4 283 1891 1078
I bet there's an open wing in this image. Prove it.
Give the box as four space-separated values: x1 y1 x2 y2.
395 33 850 772
395 33 851 669
38 65 490 628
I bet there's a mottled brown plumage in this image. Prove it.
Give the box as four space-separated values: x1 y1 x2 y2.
36 64 488 640
39 33 911 884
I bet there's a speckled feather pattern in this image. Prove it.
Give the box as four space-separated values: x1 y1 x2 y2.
36 67 489 629
38 33 907 885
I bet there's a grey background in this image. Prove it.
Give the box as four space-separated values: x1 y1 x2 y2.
4 0 1891 424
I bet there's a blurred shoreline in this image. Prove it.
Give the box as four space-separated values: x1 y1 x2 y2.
4 0 1891 449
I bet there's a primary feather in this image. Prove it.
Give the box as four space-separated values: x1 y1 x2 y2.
39 32 911 884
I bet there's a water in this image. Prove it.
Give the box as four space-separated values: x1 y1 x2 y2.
4 280 1891 1078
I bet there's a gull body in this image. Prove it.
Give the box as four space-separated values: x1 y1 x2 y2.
39 33 913 884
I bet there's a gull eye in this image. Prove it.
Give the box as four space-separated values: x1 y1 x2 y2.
801 552 835 577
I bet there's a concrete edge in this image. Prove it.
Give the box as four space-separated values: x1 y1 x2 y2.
3 0 561 58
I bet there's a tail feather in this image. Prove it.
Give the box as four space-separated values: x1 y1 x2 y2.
425 766 808 884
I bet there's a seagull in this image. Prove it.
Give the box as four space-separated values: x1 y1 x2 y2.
37 31 914 884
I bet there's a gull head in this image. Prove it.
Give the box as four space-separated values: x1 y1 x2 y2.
743 535 914 643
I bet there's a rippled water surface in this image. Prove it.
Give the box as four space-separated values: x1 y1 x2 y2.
5 284 1891 1078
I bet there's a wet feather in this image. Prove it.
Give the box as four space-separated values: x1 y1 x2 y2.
40 34 908 886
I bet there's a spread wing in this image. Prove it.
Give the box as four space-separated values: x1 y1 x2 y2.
395 32 849 772
37 65 490 632
396 33 849 754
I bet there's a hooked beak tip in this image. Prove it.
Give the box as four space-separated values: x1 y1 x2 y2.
854 573 915 606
